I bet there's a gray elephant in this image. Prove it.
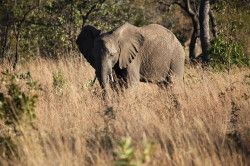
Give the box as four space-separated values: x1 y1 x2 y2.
76 23 185 91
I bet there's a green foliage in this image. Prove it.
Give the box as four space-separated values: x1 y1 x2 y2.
88 0 148 31
0 135 17 159
1 0 250 65
115 137 154 166
141 141 154 164
0 70 40 125
53 71 67 93
209 36 250 71
87 79 96 87
0 0 149 61
0 70 41 158
115 137 135 166
214 0 250 56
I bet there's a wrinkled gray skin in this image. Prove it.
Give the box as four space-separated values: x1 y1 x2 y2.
76 23 185 92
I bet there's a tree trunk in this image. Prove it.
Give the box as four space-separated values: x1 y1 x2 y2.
209 9 218 38
199 0 211 63
0 26 9 61
189 16 200 61
174 0 200 61
0 12 11 61
13 33 19 70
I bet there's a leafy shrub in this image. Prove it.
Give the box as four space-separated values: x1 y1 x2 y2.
0 135 17 159
0 70 41 158
214 0 250 56
209 36 250 71
52 71 67 94
115 137 154 166
115 137 135 166
243 74 250 85
0 71 40 125
82 79 96 89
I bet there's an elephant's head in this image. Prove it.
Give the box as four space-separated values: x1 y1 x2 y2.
76 25 101 68
93 23 144 89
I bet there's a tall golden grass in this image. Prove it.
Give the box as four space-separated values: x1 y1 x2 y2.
0 57 250 165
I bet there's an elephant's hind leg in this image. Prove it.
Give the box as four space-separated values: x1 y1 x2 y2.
169 55 185 82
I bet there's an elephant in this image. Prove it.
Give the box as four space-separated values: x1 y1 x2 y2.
76 23 185 92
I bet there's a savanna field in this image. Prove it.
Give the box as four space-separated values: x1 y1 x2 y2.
0 57 249 165
1 1 250 165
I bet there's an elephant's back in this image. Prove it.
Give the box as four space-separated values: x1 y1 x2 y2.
140 24 183 59
139 24 184 81
141 24 178 43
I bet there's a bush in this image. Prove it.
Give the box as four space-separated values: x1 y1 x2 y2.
0 70 41 158
0 71 41 125
209 36 250 71
52 71 67 94
115 137 154 166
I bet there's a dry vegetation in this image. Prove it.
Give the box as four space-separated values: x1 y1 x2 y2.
0 57 250 165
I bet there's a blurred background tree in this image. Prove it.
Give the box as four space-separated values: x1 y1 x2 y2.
0 0 249 68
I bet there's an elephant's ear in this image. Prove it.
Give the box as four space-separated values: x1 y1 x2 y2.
76 25 101 67
82 25 101 39
116 23 144 69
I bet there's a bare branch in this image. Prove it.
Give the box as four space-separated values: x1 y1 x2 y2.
172 0 200 60
184 0 196 17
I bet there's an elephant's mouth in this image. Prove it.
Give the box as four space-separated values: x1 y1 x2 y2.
97 69 115 89
108 73 114 82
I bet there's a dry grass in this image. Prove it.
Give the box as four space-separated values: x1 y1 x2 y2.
0 57 250 166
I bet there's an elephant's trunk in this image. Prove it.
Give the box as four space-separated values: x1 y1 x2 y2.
100 72 108 89
95 54 114 99
96 65 110 99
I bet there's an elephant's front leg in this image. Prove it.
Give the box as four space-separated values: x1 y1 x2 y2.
127 63 140 86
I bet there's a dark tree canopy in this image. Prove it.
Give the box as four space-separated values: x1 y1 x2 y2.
0 0 249 67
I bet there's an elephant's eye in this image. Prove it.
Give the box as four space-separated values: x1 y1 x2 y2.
109 52 114 57
108 49 118 56
107 42 118 55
